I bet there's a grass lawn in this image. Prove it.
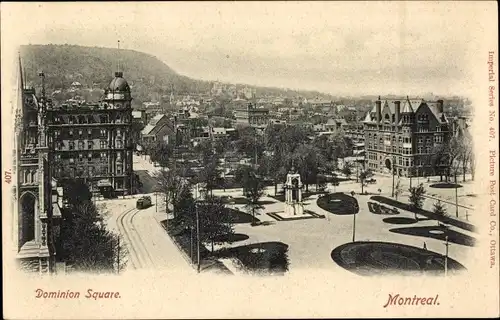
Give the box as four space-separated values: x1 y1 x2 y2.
317 192 359 215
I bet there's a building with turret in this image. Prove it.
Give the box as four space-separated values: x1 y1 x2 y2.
363 96 451 177
46 72 134 197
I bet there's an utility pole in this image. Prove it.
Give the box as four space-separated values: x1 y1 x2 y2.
196 199 201 273
391 156 395 197
117 237 120 274
351 191 356 242
444 235 449 277
409 168 413 188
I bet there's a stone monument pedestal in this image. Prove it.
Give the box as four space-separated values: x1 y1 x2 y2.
282 170 306 217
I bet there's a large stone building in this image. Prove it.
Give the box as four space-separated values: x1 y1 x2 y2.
234 103 270 129
363 96 451 177
14 66 63 273
46 72 134 197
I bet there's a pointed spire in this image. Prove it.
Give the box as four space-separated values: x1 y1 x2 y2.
18 52 24 90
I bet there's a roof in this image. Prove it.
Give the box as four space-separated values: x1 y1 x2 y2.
141 114 167 135
364 97 446 124
108 72 130 92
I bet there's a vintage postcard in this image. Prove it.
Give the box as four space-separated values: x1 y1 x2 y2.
2 1 499 318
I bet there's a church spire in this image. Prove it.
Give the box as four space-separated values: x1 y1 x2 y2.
18 52 24 90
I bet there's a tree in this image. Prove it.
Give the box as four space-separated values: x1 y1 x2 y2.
59 178 92 205
199 196 235 252
236 166 265 225
342 161 353 179
194 140 222 197
154 167 190 217
408 183 426 220
433 136 463 182
149 141 174 169
291 143 325 192
458 131 474 182
394 179 403 200
358 169 373 194
173 187 196 229
433 200 448 225
58 180 126 273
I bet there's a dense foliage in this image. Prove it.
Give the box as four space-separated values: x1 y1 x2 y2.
57 179 126 273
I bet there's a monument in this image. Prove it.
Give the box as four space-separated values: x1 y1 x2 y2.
283 168 305 216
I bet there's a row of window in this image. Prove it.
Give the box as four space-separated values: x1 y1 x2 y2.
366 134 412 144
51 113 131 125
54 139 127 150
53 128 125 138
366 143 413 154
54 151 127 161
55 165 128 177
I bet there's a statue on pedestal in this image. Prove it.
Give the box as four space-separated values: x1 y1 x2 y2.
283 166 304 216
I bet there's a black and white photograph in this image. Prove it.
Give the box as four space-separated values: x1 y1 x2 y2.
2 2 498 319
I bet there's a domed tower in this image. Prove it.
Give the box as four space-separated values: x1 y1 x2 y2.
101 71 134 197
104 71 132 108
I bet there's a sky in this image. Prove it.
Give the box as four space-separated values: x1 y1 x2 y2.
1 2 494 97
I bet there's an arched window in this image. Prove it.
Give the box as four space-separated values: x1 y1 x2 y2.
24 170 30 183
31 171 37 183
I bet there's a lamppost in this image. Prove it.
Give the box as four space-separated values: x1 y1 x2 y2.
409 167 413 189
351 190 357 242
194 183 201 273
196 199 200 273
444 235 450 277
455 185 459 218
391 155 396 197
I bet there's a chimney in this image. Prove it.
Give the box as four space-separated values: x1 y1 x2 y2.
375 98 382 124
394 101 401 124
437 99 444 113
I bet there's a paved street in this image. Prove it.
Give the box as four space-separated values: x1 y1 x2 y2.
101 196 191 272
96 154 191 272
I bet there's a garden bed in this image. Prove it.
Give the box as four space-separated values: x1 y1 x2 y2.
317 192 359 215
160 220 233 274
370 196 476 232
215 241 290 275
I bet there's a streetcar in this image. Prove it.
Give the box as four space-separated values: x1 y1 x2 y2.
136 196 152 209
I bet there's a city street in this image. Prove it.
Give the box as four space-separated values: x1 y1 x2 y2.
101 196 191 272
94 154 191 272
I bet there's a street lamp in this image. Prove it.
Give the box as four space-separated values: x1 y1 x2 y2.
391 155 396 197
444 235 450 277
351 190 357 242
194 183 201 274
455 185 459 218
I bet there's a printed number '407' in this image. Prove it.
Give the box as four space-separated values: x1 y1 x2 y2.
5 170 12 184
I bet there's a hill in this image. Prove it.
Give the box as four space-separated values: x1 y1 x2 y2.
20 44 333 106
20 44 213 106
